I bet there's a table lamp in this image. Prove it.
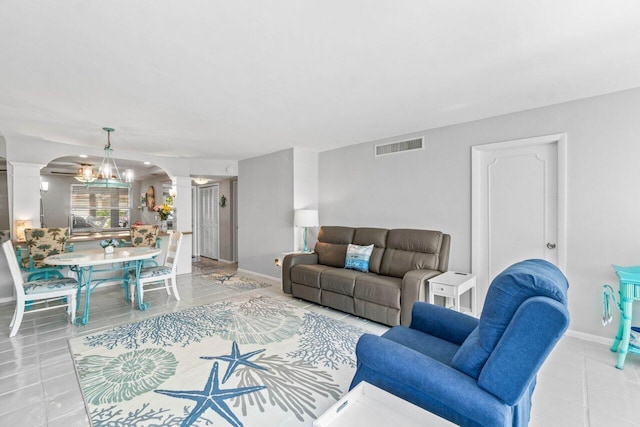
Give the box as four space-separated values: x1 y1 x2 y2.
15 219 33 241
294 209 319 253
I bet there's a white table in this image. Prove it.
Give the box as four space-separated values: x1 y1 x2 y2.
275 251 309 268
314 382 455 427
428 271 477 316
44 247 162 325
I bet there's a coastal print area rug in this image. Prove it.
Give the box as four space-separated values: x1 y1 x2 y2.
200 272 273 292
69 294 365 426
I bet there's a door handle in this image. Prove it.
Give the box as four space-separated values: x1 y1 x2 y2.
546 243 556 249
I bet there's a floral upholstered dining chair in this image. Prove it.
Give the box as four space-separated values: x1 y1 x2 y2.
20 227 71 281
126 225 161 267
129 225 160 247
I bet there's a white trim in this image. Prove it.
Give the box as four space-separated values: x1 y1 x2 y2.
237 268 281 285
565 329 613 346
472 133 568 283
0 296 14 304
217 258 235 264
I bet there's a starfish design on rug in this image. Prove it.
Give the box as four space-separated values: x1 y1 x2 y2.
155 361 266 427
201 341 268 383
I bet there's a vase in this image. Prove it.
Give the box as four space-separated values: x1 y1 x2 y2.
160 220 168 233
104 245 115 254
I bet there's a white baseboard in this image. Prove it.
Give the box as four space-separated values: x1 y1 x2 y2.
237 268 281 286
0 296 14 304
565 328 613 346
217 258 236 264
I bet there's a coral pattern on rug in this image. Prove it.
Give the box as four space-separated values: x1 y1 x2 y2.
70 293 365 426
201 273 272 291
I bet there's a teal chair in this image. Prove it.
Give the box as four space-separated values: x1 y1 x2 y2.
123 225 161 267
18 227 73 281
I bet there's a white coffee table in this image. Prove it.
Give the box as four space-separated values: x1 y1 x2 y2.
314 382 455 427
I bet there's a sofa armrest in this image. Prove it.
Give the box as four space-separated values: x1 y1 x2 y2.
282 253 318 294
410 302 479 345
351 334 510 427
400 269 441 326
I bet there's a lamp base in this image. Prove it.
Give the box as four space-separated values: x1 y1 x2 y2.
303 227 309 253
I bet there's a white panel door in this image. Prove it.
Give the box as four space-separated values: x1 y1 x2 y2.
472 134 566 309
199 184 219 259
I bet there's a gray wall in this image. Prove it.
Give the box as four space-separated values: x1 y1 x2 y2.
319 87 640 339
238 149 294 278
41 175 74 228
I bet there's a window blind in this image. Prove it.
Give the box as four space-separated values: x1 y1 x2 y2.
70 184 131 232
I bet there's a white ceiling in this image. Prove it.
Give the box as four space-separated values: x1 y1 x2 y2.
1 1 640 161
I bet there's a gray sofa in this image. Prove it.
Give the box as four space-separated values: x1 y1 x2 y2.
282 226 451 326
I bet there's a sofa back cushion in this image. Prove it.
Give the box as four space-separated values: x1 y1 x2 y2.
353 228 388 274
380 229 443 278
314 226 355 268
451 259 569 379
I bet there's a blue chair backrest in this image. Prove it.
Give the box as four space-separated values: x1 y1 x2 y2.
451 259 569 380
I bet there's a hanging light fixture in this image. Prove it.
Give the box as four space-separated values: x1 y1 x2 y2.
75 164 97 183
80 127 131 188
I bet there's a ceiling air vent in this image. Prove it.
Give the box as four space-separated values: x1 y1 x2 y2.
375 137 424 157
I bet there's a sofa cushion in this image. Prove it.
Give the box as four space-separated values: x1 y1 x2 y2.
315 226 355 268
451 259 569 379
380 229 443 278
353 228 388 274
345 244 374 272
354 274 402 309
317 226 355 244
321 268 362 296
315 243 349 268
290 264 333 288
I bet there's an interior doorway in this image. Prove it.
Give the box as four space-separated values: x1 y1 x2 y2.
471 133 567 308
197 184 220 260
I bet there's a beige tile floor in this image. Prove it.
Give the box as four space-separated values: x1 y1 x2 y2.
0 258 638 426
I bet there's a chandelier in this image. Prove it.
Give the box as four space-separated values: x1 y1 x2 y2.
75 127 133 188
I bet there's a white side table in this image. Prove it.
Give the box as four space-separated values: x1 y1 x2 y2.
275 251 309 268
428 271 477 316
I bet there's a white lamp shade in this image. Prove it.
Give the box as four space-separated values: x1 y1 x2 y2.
294 209 319 227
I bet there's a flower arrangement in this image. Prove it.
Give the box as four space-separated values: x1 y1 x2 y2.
154 204 172 220
100 238 120 248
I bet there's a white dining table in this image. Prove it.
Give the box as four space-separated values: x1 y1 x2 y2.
44 246 162 325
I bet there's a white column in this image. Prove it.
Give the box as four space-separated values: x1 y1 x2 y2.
173 176 192 274
9 162 45 236
293 148 319 251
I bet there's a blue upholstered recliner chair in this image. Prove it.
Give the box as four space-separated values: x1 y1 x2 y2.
350 259 570 427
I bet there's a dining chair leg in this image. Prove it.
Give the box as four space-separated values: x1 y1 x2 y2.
171 274 180 301
9 302 25 337
129 283 136 304
9 305 18 328
164 278 171 295
68 292 77 324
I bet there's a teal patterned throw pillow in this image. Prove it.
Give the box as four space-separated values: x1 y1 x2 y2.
344 244 374 272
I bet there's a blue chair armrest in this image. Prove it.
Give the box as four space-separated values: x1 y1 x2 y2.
352 334 510 427
410 302 479 345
